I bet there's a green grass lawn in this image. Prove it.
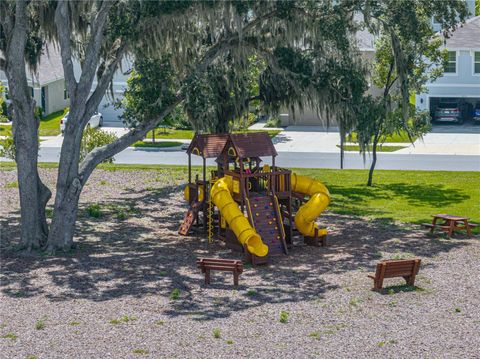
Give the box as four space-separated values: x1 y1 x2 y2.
0 125 12 136
0 109 65 137
39 110 65 136
146 128 282 140
1 163 478 230
337 145 407 152
132 141 183 148
348 131 417 143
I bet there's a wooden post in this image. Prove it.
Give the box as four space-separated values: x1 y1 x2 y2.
188 154 192 184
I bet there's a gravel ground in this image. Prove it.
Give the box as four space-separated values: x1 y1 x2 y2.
1 168 479 359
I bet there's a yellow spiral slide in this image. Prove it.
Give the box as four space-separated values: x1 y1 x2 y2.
291 173 331 237
210 176 269 257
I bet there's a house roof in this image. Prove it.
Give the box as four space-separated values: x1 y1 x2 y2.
32 43 64 85
226 132 277 159
443 16 480 49
187 133 229 159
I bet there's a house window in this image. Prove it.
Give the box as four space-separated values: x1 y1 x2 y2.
29 86 34 97
444 51 456 73
474 52 480 74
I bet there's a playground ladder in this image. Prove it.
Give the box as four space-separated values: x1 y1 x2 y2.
178 201 202 235
248 194 288 255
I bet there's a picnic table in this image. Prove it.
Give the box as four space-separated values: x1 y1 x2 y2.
423 214 477 237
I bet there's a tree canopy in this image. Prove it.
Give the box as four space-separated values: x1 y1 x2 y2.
0 0 468 251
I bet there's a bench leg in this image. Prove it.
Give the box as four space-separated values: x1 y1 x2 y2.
374 278 383 290
205 269 210 285
233 271 239 286
403 275 416 286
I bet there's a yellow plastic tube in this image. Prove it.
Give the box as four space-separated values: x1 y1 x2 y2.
291 173 331 237
210 176 269 257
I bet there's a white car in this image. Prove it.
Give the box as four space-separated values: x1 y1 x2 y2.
60 111 103 134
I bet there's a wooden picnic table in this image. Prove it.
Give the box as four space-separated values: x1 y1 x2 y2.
423 214 477 237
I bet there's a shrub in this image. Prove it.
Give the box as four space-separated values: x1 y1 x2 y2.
86 204 102 218
34 106 43 120
80 127 117 163
265 117 281 128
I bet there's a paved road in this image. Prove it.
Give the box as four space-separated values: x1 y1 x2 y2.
23 146 479 171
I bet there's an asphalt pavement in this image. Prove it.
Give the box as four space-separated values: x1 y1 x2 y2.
24 146 479 171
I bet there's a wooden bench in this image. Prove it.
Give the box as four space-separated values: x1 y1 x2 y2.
368 259 421 290
196 258 243 286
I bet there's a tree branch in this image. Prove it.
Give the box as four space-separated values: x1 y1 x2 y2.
54 2 78 98
84 39 126 123
77 1 115 98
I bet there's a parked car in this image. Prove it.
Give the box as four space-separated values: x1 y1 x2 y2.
60 111 103 134
473 105 480 124
434 102 463 124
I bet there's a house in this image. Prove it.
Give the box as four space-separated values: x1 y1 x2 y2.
415 15 480 121
0 44 69 116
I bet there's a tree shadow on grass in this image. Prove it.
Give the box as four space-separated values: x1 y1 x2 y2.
327 182 472 219
0 184 476 321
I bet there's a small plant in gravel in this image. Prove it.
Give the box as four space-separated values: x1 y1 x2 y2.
246 289 257 297
377 341 386 348
26 356 37 359
349 297 362 307
116 210 128 220
154 320 165 326
132 349 149 355
35 318 46 330
1 332 17 340
212 328 221 339
226 340 234 345
388 301 397 307
4 181 18 189
86 203 102 218
99 180 108 185
109 315 137 325
279 311 289 323
455 307 462 313
169 288 181 300
69 321 81 326
391 250 415 260
309 331 321 339
159 271 167 277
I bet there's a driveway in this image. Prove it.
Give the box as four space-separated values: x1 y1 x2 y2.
273 126 340 153
396 125 480 155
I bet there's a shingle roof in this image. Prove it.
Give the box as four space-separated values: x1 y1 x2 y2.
187 133 229 159
443 16 480 49
28 43 64 86
227 132 277 158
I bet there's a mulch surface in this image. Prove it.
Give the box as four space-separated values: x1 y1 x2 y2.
1 168 479 358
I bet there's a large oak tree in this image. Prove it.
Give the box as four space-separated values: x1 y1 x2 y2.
0 0 466 252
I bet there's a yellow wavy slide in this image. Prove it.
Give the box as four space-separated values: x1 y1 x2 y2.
291 173 331 237
210 176 269 257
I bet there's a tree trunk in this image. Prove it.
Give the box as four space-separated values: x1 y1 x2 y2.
45 117 84 252
367 134 379 187
46 181 81 252
4 1 51 250
340 129 345 170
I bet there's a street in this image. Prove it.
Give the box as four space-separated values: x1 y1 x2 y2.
24 146 480 171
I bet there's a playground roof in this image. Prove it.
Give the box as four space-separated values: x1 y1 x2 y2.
226 132 277 158
187 134 229 159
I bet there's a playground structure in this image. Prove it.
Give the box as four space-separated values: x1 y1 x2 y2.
179 132 331 262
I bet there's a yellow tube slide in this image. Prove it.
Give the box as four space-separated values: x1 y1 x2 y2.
210 176 269 257
291 173 331 237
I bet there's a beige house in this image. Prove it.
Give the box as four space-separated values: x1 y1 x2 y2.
0 44 69 116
